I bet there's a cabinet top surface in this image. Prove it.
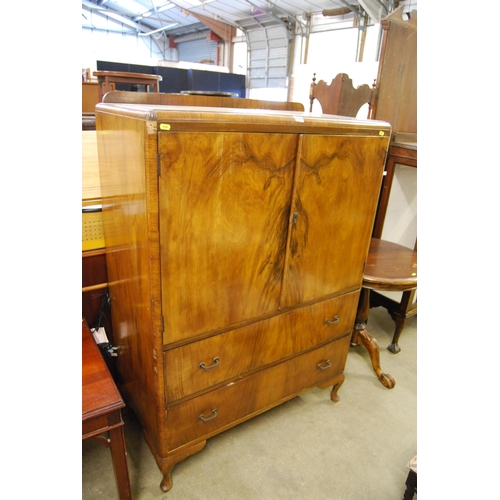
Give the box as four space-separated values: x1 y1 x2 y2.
95 103 391 136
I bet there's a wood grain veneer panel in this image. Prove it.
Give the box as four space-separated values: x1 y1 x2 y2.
374 20 417 134
281 134 389 307
164 336 350 451
158 132 297 344
96 112 164 452
164 291 358 402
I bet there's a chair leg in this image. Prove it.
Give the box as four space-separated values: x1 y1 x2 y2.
351 288 396 389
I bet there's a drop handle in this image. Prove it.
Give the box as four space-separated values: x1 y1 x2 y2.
324 315 339 325
199 357 220 370
199 409 218 422
317 360 332 370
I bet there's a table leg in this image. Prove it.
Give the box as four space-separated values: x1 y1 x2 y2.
351 288 396 389
108 425 133 500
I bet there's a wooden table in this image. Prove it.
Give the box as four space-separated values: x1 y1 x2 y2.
351 238 417 388
82 319 132 499
93 70 162 99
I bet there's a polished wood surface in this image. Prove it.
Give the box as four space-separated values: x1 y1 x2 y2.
281 134 387 307
82 82 101 113
363 239 417 291
102 90 304 111
164 293 358 402
371 6 417 135
159 131 297 343
82 319 132 500
95 103 391 492
82 131 100 202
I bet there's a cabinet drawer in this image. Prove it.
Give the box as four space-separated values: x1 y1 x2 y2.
164 291 357 402
165 335 350 451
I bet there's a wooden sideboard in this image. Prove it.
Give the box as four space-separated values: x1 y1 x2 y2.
95 103 391 492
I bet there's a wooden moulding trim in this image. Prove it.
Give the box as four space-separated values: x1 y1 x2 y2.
82 283 108 293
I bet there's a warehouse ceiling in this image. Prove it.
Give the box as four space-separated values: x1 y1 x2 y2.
81 0 402 39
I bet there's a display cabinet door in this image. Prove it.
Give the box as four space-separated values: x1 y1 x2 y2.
281 134 388 308
158 131 297 345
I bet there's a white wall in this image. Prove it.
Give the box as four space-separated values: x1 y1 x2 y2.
291 22 381 112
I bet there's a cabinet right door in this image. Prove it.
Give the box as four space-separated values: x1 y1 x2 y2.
280 134 389 308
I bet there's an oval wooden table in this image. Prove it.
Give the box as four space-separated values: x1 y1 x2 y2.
350 238 417 388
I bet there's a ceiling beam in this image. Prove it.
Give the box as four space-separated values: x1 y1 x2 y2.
82 0 154 33
189 12 236 43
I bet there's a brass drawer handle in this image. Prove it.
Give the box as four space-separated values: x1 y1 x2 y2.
199 409 218 422
317 360 332 370
324 315 339 326
199 357 220 370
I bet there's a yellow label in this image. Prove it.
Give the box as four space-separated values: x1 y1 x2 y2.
379 131 385 136
160 123 171 131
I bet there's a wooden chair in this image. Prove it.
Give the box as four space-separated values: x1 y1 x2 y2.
308 72 376 118
350 238 417 388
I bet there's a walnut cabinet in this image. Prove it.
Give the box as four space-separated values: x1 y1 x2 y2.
95 103 391 492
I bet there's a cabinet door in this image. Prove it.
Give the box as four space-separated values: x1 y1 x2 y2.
281 134 388 308
158 131 297 344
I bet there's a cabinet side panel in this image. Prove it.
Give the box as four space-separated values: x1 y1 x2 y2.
282 135 389 307
158 132 297 344
96 112 163 451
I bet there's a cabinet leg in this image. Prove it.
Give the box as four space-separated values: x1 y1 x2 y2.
329 374 345 402
351 288 396 389
158 441 207 493
318 373 345 402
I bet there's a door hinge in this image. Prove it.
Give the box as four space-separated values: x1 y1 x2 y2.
292 212 299 225
157 154 161 176
161 315 165 332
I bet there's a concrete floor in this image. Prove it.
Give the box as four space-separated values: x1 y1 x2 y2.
82 306 417 500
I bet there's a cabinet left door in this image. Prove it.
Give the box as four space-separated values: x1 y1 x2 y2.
158 131 298 345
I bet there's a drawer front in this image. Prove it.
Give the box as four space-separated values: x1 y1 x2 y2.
164 292 358 402
165 336 350 451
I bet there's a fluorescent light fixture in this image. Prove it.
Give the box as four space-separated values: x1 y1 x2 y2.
137 22 179 36
157 4 176 12
184 0 215 6
107 0 146 14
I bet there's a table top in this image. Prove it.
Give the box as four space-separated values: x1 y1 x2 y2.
363 238 417 291
82 319 124 422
